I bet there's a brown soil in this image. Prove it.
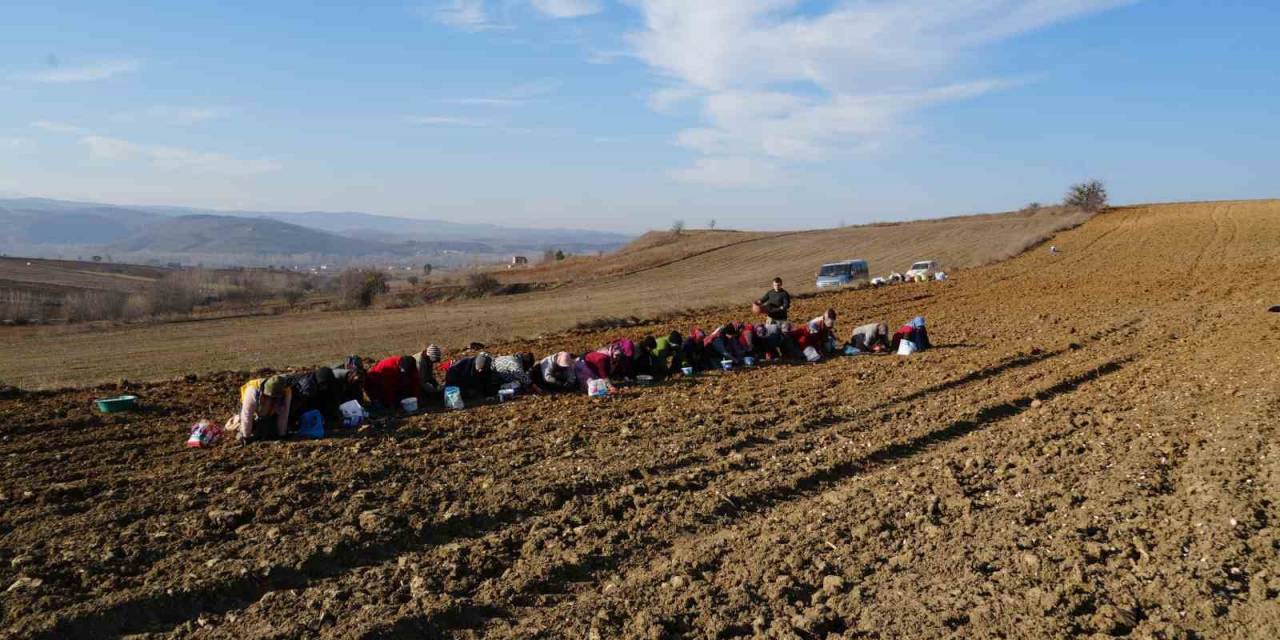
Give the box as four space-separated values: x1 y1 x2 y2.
1 201 1278 639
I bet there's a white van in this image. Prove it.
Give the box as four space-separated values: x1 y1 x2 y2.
905 260 940 280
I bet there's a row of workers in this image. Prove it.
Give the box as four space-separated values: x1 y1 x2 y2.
234 311 930 442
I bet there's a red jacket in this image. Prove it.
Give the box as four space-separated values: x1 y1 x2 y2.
364 356 423 409
791 324 830 351
574 351 613 392
738 323 756 351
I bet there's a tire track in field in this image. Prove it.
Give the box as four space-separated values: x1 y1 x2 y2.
1188 204 1225 277
596 230 810 282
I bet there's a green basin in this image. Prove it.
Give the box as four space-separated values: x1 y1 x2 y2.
95 395 138 413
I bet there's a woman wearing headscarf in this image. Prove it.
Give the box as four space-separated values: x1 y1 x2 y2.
849 322 890 352
752 322 785 361
575 344 620 394
413 344 444 397
681 328 710 371
289 366 341 425
445 352 500 400
238 374 292 442
596 338 637 380
891 316 932 352
364 355 424 411
493 352 536 390
704 322 743 363
533 351 577 392
800 308 839 355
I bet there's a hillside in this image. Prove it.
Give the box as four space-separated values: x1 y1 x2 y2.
503 207 1090 292
0 199 162 247
0 198 632 261
2 203 1091 387
108 215 395 257
0 256 168 295
3 200 1278 639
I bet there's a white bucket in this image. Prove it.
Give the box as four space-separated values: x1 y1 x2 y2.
804 346 821 362
587 379 610 397
443 386 464 410
339 400 367 427
498 388 516 402
897 339 918 356
400 397 419 412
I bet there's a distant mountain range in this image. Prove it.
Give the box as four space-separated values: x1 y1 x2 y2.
0 198 632 266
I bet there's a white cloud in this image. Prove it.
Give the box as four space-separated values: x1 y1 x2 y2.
12 58 139 83
444 97 526 107
627 0 1130 185
81 135 138 160
431 0 505 31
407 115 488 127
136 105 228 125
531 0 603 18
443 78 560 107
671 156 785 188
647 85 699 114
31 120 91 135
1 137 27 148
31 122 279 175
79 135 281 174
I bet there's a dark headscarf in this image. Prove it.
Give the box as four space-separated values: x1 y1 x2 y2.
314 366 335 392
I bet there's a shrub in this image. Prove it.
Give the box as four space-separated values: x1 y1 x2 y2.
0 290 50 325
1022 202 1042 213
462 272 501 297
282 287 307 306
555 250 565 261
670 219 685 234
384 291 419 309
406 275 419 286
337 269 389 308
63 290 129 322
146 274 202 316
1064 180 1108 213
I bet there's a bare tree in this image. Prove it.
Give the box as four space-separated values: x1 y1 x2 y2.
1022 202 1042 213
708 219 717 230
670 219 685 235
1064 180 1108 213
336 269 389 308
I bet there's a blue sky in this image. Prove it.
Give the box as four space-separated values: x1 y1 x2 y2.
1 1 1277 232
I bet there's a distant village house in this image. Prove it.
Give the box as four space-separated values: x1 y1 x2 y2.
509 256 529 269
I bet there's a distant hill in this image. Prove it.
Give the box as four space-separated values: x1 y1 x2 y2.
0 197 631 264
108 215 394 257
133 205 628 250
0 199 164 246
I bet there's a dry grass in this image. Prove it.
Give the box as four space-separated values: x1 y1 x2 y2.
0 205 1101 389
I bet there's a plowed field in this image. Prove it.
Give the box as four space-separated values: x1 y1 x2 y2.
2 200 1278 639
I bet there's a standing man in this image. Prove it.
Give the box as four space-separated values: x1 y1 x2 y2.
755 277 791 324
